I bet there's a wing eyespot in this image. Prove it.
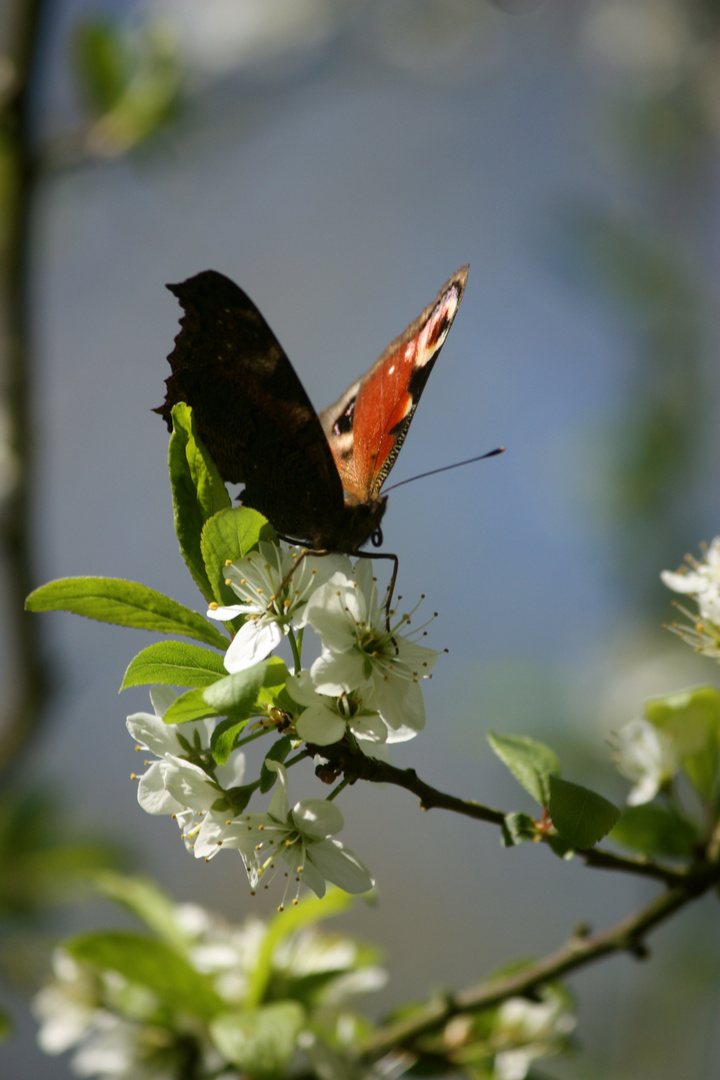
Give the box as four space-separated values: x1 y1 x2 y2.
333 400 355 436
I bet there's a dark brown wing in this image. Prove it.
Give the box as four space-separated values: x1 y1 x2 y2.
155 270 346 541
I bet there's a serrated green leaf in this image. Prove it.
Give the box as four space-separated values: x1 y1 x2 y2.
609 804 699 860
260 736 293 792
121 641 226 690
168 403 232 602
25 577 228 648
549 776 620 849
162 688 221 725
500 812 538 848
487 732 560 807
201 505 275 607
210 1002 304 1077
546 834 575 860
645 685 720 801
68 931 224 1020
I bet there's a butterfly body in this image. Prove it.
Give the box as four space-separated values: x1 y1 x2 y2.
156 265 468 551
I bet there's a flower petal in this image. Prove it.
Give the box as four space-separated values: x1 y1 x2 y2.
307 838 374 894
136 761 185 815
224 619 282 673
296 703 346 746
291 799 344 839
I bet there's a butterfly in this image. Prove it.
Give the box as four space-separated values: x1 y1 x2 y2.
156 265 468 552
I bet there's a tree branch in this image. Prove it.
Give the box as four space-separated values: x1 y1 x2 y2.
310 743 692 885
361 861 720 1060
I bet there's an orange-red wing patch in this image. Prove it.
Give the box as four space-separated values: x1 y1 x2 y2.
323 266 468 501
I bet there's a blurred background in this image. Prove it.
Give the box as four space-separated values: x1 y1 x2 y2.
1 0 719 1076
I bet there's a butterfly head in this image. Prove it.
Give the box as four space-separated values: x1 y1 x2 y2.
316 490 387 553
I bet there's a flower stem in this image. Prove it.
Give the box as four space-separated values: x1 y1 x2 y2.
326 778 350 801
288 627 302 673
284 751 306 769
235 727 273 749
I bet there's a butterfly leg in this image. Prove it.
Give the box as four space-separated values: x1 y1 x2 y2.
350 550 399 632
270 543 326 609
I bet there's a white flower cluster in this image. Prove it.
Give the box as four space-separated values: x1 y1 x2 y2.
34 900 386 1080
608 537 720 807
661 537 720 657
208 543 438 747
127 543 438 903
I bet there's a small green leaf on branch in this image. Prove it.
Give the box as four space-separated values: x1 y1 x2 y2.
168 402 232 602
201 505 275 608
487 732 561 807
610 804 699 860
501 812 539 847
549 776 620 849
203 661 269 717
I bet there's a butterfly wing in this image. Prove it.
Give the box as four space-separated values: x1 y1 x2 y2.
319 266 468 502
156 270 346 541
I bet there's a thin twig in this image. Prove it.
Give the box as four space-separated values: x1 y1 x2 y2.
308 743 691 885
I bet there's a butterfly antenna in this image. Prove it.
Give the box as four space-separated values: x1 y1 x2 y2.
383 447 505 494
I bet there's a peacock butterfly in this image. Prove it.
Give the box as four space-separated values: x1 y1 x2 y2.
156 265 468 552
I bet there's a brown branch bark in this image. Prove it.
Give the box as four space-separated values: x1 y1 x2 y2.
310 742 690 885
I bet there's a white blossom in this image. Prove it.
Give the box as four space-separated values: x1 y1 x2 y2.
303 560 438 732
493 991 576 1080
287 670 388 749
127 690 245 853
194 762 373 904
612 718 679 805
207 542 350 672
662 538 720 656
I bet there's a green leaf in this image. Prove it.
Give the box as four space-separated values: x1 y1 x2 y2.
25 577 228 649
211 717 252 765
487 732 560 807
549 776 620 849
203 662 268 717
210 1002 304 1078
162 687 221 725
645 685 720 801
201 505 275 607
207 660 289 762
500 812 539 848
168 403 232 602
92 872 189 948
609 804 700 860
68 931 224 1020
121 641 226 690
260 736 293 792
